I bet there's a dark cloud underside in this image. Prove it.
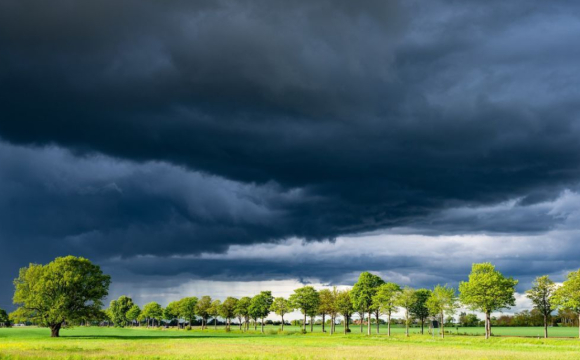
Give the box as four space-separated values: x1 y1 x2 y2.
1 0 580 308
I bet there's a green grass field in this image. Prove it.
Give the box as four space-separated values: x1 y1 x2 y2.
2 326 580 359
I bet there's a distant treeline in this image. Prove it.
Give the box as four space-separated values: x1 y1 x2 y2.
4 256 580 339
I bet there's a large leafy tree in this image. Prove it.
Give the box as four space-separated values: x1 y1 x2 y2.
395 287 416 337
351 272 384 335
459 263 517 339
270 297 290 331
410 289 431 334
335 290 354 334
219 297 238 329
527 275 556 339
141 302 163 327
250 291 274 333
164 301 181 328
372 282 401 336
289 286 319 332
554 269 580 339
236 297 252 331
209 300 222 330
196 296 212 330
179 297 198 329
109 295 134 328
126 305 141 327
12 256 111 337
426 285 457 338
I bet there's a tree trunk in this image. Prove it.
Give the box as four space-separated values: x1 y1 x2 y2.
441 312 445 339
367 311 371 336
405 310 409 337
485 311 491 339
376 310 380 334
421 319 424 334
303 313 307 332
544 313 548 339
360 313 363 333
214 317 217 330
310 316 314 332
322 314 325 332
577 313 580 339
261 318 264 333
281 315 284 331
387 314 391 337
50 323 62 337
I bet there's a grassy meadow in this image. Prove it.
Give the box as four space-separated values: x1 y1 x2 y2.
2 325 580 359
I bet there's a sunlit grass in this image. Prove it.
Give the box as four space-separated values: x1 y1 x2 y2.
2 326 580 359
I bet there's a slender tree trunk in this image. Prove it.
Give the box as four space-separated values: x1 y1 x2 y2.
360 313 363 333
281 315 284 331
310 316 314 332
322 314 325 332
367 311 371 336
387 314 391 337
441 313 445 339
577 313 580 339
303 313 307 332
405 310 409 337
421 319 424 334
544 313 548 339
261 318 264 333
50 323 62 338
376 310 380 334
330 316 334 335
214 317 217 330
485 311 491 339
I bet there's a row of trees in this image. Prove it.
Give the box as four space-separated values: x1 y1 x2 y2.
9 256 580 339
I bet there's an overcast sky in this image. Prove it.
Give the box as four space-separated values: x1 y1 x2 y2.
1 1 580 316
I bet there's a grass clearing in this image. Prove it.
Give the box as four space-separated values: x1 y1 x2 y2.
1 326 580 359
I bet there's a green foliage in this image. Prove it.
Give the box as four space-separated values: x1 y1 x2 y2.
179 297 198 326
527 275 556 315
318 289 337 318
236 297 252 320
459 263 518 314
164 301 181 323
0 308 10 327
219 297 239 324
110 295 135 327
126 305 141 325
142 302 163 321
196 296 212 326
553 269 580 313
250 291 274 319
373 283 401 317
410 289 431 325
271 297 290 317
12 256 111 337
427 285 457 317
351 272 384 314
289 286 319 316
209 300 222 317
336 290 354 319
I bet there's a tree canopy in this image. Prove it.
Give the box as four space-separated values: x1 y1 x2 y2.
459 263 517 339
289 286 319 332
554 269 580 338
351 272 384 335
526 275 556 338
109 295 134 327
12 256 111 337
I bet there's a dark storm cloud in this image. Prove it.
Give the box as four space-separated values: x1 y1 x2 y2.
2 0 580 308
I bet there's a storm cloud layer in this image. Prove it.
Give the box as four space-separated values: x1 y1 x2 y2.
1 0 580 309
